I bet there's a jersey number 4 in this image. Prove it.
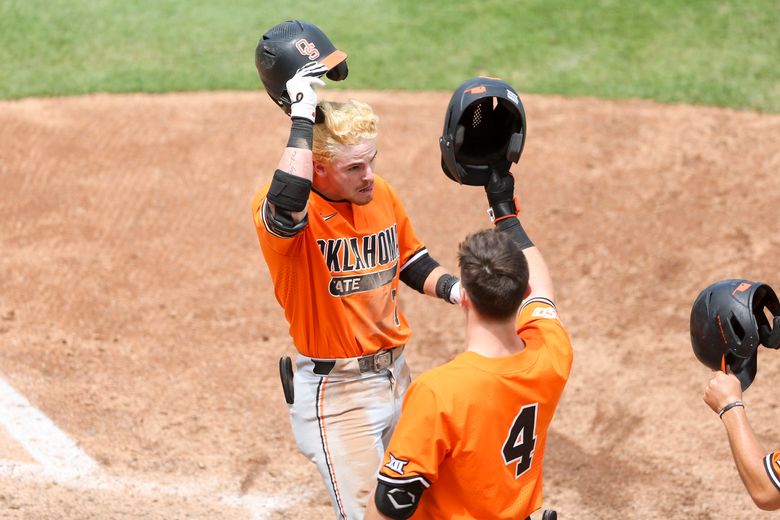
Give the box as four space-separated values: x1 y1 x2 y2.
502 403 538 478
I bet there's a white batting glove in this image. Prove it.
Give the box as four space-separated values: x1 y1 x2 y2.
287 61 328 122
449 281 463 305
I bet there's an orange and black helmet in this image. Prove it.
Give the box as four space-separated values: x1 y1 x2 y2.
439 76 526 186
690 279 780 390
255 20 348 119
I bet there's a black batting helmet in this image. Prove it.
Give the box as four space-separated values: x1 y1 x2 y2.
690 279 780 390
255 20 348 117
439 76 526 186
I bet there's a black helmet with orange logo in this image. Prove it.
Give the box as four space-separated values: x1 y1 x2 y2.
690 279 780 390
439 76 526 186
255 20 348 118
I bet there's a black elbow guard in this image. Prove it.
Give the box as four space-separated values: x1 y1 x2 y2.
267 169 311 213
262 198 309 237
399 251 439 293
374 479 426 519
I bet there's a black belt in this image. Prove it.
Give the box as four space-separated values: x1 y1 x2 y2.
312 346 404 375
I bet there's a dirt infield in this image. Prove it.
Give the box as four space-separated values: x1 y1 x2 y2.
0 90 779 519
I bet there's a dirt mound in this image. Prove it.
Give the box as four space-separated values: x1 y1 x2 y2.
0 90 778 518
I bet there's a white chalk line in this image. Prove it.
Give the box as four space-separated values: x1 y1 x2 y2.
0 375 99 479
0 375 304 518
0 460 304 519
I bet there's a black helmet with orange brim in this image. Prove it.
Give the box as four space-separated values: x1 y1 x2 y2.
255 20 348 122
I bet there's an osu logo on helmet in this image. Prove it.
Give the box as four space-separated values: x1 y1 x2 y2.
255 20 348 118
294 38 320 60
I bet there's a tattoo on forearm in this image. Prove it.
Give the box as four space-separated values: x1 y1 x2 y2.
289 150 297 175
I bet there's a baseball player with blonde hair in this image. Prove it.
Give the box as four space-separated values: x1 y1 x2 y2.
252 21 461 519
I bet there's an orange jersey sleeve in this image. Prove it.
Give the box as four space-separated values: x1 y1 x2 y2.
516 297 574 379
251 175 427 358
378 298 573 519
764 452 780 491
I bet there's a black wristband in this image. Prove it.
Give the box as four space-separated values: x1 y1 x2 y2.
495 217 534 250
287 117 314 149
490 200 518 221
435 274 459 304
718 401 744 418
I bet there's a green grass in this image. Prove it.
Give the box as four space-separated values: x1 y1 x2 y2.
1 0 778 111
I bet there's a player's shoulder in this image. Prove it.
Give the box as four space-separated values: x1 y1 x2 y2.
517 297 573 373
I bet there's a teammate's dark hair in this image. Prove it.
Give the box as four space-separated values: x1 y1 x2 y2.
458 229 529 320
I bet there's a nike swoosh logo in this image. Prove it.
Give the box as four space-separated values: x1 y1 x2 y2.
323 213 337 221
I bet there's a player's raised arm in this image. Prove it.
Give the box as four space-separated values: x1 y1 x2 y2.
266 62 326 225
484 170 554 303
255 21 348 231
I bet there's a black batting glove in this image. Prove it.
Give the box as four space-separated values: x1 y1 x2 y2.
485 170 518 222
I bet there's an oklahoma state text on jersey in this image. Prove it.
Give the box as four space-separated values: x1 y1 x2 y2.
252 175 427 359
378 298 573 519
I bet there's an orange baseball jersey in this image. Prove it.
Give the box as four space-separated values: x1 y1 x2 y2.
377 298 573 519
252 174 427 359
764 452 780 491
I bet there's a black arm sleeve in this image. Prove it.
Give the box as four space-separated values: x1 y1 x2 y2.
495 216 534 250
399 251 439 293
286 117 314 149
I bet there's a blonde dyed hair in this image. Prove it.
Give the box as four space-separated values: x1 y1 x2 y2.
313 99 378 164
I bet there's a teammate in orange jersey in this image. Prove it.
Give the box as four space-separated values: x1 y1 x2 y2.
366 76 571 519
366 170 572 520
691 279 780 510
252 22 461 519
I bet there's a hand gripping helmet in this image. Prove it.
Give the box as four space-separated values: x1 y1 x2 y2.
439 76 526 186
255 20 348 117
690 279 780 390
